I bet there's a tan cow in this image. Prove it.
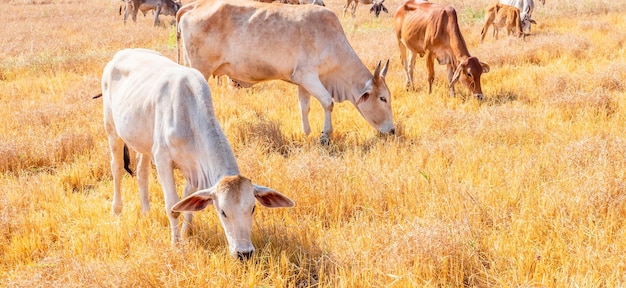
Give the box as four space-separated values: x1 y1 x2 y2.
123 0 181 26
394 0 490 99
481 3 536 42
177 0 394 143
100 48 294 259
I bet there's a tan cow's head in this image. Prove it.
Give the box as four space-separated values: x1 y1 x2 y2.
171 175 294 260
357 60 395 135
450 57 490 100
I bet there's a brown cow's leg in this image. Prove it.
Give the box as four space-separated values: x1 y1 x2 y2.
426 52 435 94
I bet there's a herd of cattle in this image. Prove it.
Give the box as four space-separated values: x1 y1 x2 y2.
101 0 544 259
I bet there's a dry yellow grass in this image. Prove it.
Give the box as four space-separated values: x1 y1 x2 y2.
1 0 625 286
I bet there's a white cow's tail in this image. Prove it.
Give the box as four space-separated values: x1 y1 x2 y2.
123 144 134 176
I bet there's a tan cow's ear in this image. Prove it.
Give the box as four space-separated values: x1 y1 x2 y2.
380 59 389 78
253 185 295 208
171 186 217 212
481 62 490 73
372 60 383 79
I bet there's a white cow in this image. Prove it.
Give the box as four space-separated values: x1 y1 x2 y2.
499 0 544 32
100 48 295 259
343 0 388 18
176 0 395 144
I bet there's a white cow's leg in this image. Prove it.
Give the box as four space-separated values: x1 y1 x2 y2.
153 154 182 244
296 76 334 144
136 152 151 213
297 86 312 135
108 137 125 215
181 182 197 237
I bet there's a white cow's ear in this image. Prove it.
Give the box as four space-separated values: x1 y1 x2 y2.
171 186 217 212
253 185 295 208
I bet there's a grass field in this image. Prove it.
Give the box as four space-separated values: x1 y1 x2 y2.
1 0 625 286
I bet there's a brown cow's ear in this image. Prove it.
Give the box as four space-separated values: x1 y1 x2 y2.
481 62 490 73
171 186 217 212
450 63 463 87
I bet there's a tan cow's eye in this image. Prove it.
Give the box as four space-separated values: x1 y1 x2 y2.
466 73 472 77
380 97 387 103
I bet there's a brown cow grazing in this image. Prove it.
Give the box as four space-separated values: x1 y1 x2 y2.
394 0 490 99
124 0 181 26
177 0 395 143
481 3 536 43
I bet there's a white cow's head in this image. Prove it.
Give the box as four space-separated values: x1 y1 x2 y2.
357 60 395 135
369 0 388 18
171 175 294 259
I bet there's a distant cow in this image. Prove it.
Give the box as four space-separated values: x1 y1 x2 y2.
343 0 388 18
123 0 181 26
394 0 490 99
177 0 394 143
481 3 535 42
499 0 543 32
100 48 295 259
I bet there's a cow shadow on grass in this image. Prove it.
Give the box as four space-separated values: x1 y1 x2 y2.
186 219 327 286
483 89 520 106
229 112 403 158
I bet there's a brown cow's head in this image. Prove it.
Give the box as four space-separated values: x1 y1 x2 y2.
450 57 490 100
370 0 388 18
357 60 395 135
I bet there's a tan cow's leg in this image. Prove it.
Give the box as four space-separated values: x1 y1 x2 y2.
295 75 334 144
297 86 312 136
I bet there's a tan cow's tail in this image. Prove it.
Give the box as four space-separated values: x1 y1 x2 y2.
175 2 195 65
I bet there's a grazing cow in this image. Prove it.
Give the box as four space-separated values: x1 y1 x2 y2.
499 0 543 32
177 0 394 143
100 48 295 259
124 0 181 26
480 3 535 42
394 0 490 99
343 0 388 18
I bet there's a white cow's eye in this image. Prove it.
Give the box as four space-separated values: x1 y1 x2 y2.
221 210 227 218
252 206 256 215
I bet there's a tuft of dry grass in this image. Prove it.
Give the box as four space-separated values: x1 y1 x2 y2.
2 0 626 286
